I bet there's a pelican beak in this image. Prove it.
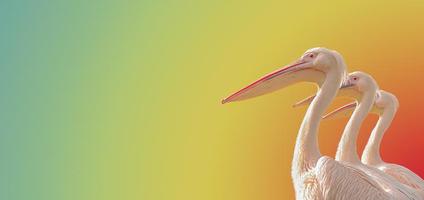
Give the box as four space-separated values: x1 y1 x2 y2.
222 60 325 104
292 94 316 108
339 79 362 99
292 84 362 108
323 101 384 120
322 102 357 120
340 79 354 89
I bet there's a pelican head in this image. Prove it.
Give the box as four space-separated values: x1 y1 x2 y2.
375 91 399 111
341 71 379 95
222 47 346 104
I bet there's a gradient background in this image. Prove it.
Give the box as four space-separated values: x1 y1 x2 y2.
1 1 424 200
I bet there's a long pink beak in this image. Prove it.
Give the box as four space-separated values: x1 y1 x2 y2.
222 60 319 104
322 102 357 120
323 99 383 120
292 83 362 108
292 94 316 108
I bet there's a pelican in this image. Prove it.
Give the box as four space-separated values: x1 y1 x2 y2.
323 90 424 190
294 72 422 199
223 48 394 199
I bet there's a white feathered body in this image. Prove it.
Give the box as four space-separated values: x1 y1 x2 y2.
293 156 394 200
377 163 424 190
